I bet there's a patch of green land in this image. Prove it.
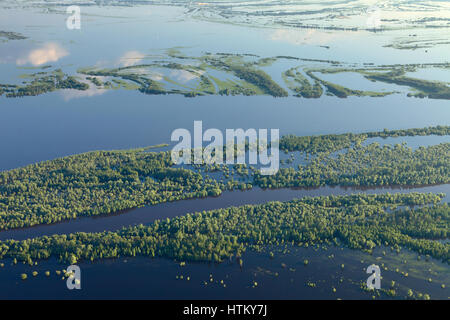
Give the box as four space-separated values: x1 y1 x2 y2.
283 67 323 98
2 51 449 100
0 193 447 267
76 53 450 100
284 63 450 99
0 126 448 230
0 31 26 41
0 69 88 97
363 69 450 100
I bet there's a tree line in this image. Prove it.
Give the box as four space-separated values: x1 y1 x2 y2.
0 193 447 266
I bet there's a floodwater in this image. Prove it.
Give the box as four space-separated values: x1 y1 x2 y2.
0 3 448 299
1 184 449 241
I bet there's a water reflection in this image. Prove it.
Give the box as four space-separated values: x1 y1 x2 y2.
16 42 68 66
1 184 448 241
60 87 108 101
117 50 146 67
170 69 202 82
268 28 359 46
1 92 449 171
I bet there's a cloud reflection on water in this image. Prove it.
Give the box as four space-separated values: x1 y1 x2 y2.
16 42 68 66
59 86 108 101
117 50 145 67
268 28 358 46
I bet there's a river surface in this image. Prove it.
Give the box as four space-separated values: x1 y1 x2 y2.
0 6 449 172
0 3 448 300
1 243 448 300
1 184 449 241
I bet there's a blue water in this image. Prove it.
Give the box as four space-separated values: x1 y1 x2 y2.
1 91 449 171
0 3 449 300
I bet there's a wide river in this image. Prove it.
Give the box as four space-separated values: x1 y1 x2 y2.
0 3 448 299
1 184 449 241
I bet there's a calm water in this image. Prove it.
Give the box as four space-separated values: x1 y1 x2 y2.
0 6 449 172
0 4 449 299
1 184 449 241
1 245 448 300
1 92 449 171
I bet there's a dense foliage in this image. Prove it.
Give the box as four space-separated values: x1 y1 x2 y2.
283 67 323 98
365 69 450 100
225 64 289 97
2 52 449 100
0 70 88 98
279 126 450 153
255 142 449 188
0 126 448 230
0 30 26 40
0 193 447 265
0 148 244 230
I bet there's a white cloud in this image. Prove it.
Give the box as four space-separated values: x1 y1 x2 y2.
59 86 107 101
16 42 68 66
117 50 145 67
59 76 108 101
150 72 163 81
170 69 202 83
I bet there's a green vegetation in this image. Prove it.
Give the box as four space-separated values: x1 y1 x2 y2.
279 126 450 153
0 147 246 230
0 126 448 230
201 53 288 96
296 68 393 98
0 193 447 266
384 37 450 50
80 53 287 98
195 75 216 95
308 72 393 98
364 70 450 100
79 64 167 95
254 57 277 67
255 142 449 188
220 62 288 97
139 80 167 95
0 69 89 98
86 76 103 87
282 67 323 98
2 50 449 100
261 126 450 188
302 65 450 99
210 75 260 96
0 31 26 41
